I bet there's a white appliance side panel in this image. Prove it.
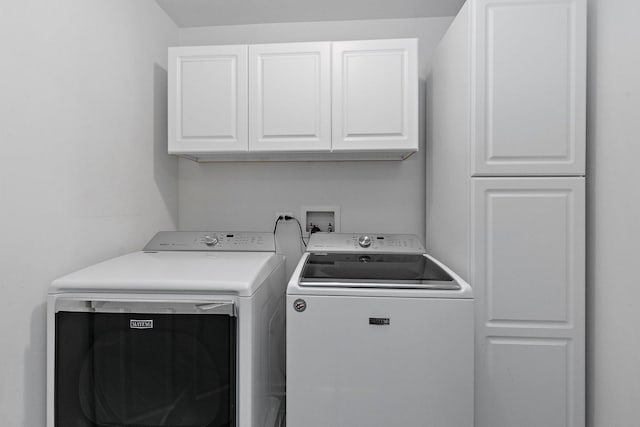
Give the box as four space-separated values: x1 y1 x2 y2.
168 45 248 153
425 1 472 281
238 260 286 427
249 42 331 151
286 295 473 427
471 0 586 175
332 39 418 151
46 296 56 427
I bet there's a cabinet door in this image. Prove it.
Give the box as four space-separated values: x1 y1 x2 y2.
332 39 418 152
472 177 585 427
472 0 586 176
168 45 248 154
249 43 331 152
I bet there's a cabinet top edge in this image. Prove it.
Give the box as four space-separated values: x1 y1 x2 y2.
168 38 419 50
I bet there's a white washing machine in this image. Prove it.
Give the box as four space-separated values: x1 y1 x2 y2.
286 233 474 427
47 231 286 427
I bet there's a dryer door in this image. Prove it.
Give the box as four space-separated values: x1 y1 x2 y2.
54 301 236 427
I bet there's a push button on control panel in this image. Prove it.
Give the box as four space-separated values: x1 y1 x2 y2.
204 235 218 247
358 235 372 248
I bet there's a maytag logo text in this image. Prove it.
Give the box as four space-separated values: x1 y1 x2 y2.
130 319 153 329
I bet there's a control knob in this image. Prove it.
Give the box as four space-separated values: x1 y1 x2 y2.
358 235 372 248
204 235 219 247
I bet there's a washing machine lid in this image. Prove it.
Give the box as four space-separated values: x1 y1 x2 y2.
50 251 283 297
299 253 460 290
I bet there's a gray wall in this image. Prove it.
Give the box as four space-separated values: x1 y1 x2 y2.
0 1 178 425
176 17 453 277
586 0 640 425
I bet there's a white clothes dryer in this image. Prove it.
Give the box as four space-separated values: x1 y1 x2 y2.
286 233 474 427
47 231 286 427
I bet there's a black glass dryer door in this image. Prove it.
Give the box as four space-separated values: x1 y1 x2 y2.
55 311 236 427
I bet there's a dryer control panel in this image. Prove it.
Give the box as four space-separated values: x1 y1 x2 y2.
306 233 425 253
143 231 275 252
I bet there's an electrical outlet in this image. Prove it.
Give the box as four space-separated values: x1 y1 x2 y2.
275 211 294 222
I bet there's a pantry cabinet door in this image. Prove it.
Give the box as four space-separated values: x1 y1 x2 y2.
168 45 248 154
471 0 586 176
472 177 585 427
332 39 418 152
249 43 331 152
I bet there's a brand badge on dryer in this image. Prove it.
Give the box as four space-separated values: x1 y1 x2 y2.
130 319 153 329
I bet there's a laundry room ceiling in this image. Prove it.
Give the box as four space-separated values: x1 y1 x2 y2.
155 0 466 27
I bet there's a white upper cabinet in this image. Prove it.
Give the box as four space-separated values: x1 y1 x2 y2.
168 45 248 155
332 39 418 152
169 39 418 161
472 0 586 176
249 42 331 152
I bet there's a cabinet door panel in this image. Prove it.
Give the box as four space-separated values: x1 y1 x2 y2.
484 188 572 324
480 338 573 427
332 39 418 152
472 0 586 175
249 43 331 151
181 60 235 138
169 45 248 153
472 178 584 327
472 177 585 427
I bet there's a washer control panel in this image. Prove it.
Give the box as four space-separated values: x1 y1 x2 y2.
306 233 425 253
143 231 275 252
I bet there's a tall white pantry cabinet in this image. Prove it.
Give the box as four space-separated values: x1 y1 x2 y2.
426 1 586 427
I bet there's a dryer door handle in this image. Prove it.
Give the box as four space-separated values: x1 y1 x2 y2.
196 302 236 316
55 299 237 316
